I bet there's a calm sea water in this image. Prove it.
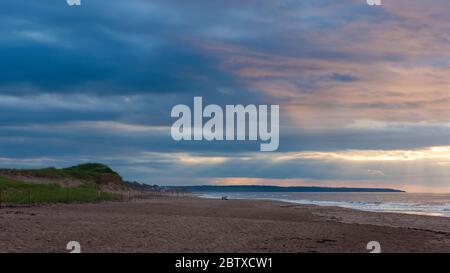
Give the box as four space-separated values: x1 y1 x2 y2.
196 192 450 217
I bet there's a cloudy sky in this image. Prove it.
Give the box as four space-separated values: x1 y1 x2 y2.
1 0 450 192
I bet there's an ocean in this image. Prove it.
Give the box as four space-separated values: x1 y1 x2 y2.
196 191 450 217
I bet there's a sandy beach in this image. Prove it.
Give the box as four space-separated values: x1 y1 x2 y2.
1 196 450 253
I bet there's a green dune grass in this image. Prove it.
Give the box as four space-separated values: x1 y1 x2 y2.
12 163 120 181
0 176 119 205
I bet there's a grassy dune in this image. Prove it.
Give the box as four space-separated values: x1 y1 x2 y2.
5 163 120 181
0 163 122 205
0 177 119 205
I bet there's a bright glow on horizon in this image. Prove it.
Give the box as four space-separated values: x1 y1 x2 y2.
273 146 450 162
176 154 228 165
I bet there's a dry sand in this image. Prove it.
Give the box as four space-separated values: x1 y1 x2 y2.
1 196 450 253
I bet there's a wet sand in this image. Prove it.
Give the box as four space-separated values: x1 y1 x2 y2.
1 196 450 253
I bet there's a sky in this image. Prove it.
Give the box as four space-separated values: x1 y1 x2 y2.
1 0 450 192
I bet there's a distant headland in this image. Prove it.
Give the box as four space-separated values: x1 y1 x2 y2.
174 185 405 193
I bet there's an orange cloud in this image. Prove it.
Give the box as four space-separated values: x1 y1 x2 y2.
200 0 450 128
